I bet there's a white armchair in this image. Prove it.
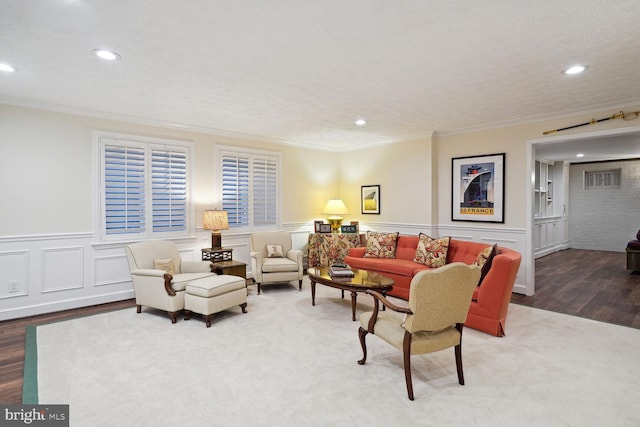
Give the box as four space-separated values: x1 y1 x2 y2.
250 231 304 294
125 240 217 323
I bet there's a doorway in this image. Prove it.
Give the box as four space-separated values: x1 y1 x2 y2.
525 124 640 295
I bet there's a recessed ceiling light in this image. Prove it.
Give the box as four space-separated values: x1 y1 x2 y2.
93 49 121 61
355 119 366 126
563 65 587 75
576 153 585 158
0 63 17 73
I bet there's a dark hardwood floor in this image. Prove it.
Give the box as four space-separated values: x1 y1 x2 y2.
2 250 638 405
511 248 640 328
0 299 136 405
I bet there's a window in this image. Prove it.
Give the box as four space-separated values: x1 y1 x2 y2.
217 146 280 230
585 169 621 189
96 132 193 242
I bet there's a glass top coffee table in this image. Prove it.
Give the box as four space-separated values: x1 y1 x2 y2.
307 267 394 321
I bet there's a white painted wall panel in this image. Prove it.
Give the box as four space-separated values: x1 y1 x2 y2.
0 250 29 298
41 246 84 293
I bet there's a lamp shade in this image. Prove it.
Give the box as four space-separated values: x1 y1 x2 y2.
203 210 229 231
322 199 349 215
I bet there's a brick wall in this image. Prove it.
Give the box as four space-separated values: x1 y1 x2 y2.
569 159 640 252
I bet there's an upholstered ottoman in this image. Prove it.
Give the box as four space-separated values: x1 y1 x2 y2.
184 275 248 327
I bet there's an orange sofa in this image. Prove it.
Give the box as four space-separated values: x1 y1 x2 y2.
344 235 522 336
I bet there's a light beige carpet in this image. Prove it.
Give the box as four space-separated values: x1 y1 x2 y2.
32 278 640 426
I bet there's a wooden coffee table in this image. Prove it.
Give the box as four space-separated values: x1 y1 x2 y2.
307 267 394 321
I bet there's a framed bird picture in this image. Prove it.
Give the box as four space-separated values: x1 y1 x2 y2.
361 185 380 214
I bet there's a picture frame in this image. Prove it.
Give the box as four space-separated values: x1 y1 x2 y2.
319 223 332 233
361 185 380 214
341 225 357 233
314 220 324 233
452 153 505 223
350 221 359 233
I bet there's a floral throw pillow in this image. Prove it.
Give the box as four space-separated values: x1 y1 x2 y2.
413 234 450 267
363 231 399 258
267 244 284 258
474 244 497 285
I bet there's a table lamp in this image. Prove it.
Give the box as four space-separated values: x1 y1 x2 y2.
322 199 348 233
203 210 229 249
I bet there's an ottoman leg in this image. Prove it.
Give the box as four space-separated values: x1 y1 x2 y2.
184 310 192 321
240 302 248 313
204 314 213 328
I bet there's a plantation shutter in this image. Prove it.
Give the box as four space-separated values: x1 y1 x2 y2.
221 153 250 228
98 132 193 242
103 143 146 235
218 148 280 230
253 156 277 226
151 147 188 232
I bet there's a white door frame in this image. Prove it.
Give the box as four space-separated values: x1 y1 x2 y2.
525 124 640 296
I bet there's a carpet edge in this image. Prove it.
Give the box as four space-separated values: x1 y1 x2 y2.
23 325 38 404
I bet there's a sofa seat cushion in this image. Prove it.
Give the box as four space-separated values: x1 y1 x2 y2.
171 272 219 292
262 257 299 273
347 257 429 277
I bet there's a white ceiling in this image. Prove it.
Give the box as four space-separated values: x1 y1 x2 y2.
1 0 640 153
535 132 640 163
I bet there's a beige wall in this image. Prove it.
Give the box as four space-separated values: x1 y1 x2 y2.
2 102 640 238
0 104 336 236
338 135 434 228
434 106 640 229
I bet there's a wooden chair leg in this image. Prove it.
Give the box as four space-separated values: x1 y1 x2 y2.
257 283 262 295
240 302 248 313
184 310 192 321
298 279 302 290
455 323 465 385
455 344 464 385
403 331 414 401
136 305 141 313
357 327 368 365
168 311 178 324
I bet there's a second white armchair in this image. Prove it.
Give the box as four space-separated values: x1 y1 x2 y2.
250 231 304 294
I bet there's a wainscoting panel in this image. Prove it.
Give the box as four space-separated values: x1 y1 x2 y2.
94 253 131 287
0 249 30 299
41 245 84 293
0 224 529 320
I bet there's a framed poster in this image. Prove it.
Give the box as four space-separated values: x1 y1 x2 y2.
361 185 380 214
452 153 505 223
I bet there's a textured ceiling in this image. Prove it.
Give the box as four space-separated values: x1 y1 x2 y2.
1 0 640 151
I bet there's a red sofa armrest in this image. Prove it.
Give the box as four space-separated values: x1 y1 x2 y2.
347 247 366 258
476 250 521 317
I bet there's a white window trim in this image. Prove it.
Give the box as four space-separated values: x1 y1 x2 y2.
93 131 195 243
214 144 282 232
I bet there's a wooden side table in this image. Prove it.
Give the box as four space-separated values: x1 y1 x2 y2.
211 260 247 280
